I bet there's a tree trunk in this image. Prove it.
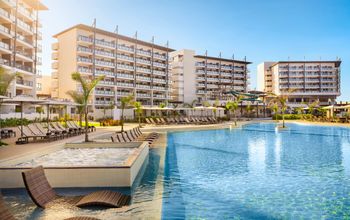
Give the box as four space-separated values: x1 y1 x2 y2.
85 107 89 142
79 112 83 127
282 112 285 128
121 107 124 132
138 113 141 127
234 112 237 126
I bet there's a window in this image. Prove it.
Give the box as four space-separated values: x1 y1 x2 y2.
36 83 42 91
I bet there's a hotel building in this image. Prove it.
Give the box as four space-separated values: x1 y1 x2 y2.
51 24 173 119
170 49 251 104
0 0 46 100
257 60 341 106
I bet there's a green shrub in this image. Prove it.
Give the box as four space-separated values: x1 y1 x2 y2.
272 114 312 120
0 118 31 127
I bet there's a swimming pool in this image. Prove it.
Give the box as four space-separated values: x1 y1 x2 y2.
3 122 350 219
162 123 350 219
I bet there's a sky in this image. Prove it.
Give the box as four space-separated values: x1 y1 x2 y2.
40 0 350 100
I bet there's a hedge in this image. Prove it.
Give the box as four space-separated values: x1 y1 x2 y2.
272 114 312 120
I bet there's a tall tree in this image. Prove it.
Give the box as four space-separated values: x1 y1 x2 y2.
134 101 143 127
269 89 295 128
66 91 85 126
119 95 134 132
68 72 104 142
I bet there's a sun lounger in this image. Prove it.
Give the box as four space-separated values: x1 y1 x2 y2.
0 193 15 220
18 126 54 143
67 121 83 134
1 191 101 220
22 166 131 209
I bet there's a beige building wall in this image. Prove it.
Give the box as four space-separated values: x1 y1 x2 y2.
36 75 52 98
257 61 341 106
52 24 173 120
170 49 251 105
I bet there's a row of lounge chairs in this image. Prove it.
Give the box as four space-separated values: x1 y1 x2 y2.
111 126 159 145
16 121 96 144
145 116 218 125
1 166 130 220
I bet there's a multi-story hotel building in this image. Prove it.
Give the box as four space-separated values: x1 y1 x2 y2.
170 49 251 104
0 0 46 101
257 60 341 106
51 24 173 119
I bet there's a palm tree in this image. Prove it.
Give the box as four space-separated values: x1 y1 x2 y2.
232 95 243 125
66 91 85 126
212 99 220 118
294 106 304 120
225 101 234 120
184 99 197 116
269 100 279 123
134 101 143 127
269 89 295 128
119 95 134 132
246 103 252 119
68 72 104 142
0 67 18 146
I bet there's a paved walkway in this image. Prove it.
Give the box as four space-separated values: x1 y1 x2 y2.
0 125 140 162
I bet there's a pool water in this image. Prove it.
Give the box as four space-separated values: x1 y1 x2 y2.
162 123 350 219
14 148 136 167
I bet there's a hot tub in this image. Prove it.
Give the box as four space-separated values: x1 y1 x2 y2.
0 142 149 188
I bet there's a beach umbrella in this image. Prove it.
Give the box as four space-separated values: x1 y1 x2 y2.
3 95 45 138
42 99 78 133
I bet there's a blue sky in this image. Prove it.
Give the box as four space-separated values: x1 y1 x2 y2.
40 0 350 100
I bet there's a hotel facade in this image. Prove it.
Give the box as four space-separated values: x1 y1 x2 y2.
0 0 46 109
257 61 341 106
170 49 251 104
51 24 173 119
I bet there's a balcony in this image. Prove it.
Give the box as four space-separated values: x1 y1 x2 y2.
77 46 92 53
15 64 33 74
136 76 151 82
137 58 151 65
153 53 166 60
77 35 93 43
17 5 35 21
153 62 166 68
137 49 151 57
118 44 134 53
117 64 134 71
95 39 114 48
95 50 114 58
153 70 166 76
0 24 11 37
116 73 133 80
51 52 58 60
96 70 115 77
52 62 58 69
77 57 92 63
16 79 33 88
95 90 114 96
16 50 34 61
16 33 33 47
17 19 33 34
136 93 151 98
0 8 14 22
78 67 92 74
51 42 59 50
117 91 133 97
136 67 151 74
136 84 151 90
99 81 115 86
0 41 11 52
117 54 134 62
116 82 134 88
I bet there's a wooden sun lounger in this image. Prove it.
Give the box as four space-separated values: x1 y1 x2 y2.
1 192 100 220
19 126 55 143
0 193 15 220
22 166 131 209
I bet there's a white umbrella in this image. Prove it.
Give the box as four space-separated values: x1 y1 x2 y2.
42 99 80 133
3 95 45 138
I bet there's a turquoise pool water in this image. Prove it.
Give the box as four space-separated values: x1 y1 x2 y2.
163 123 350 219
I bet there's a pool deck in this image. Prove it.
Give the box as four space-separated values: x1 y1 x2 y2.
3 119 347 219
